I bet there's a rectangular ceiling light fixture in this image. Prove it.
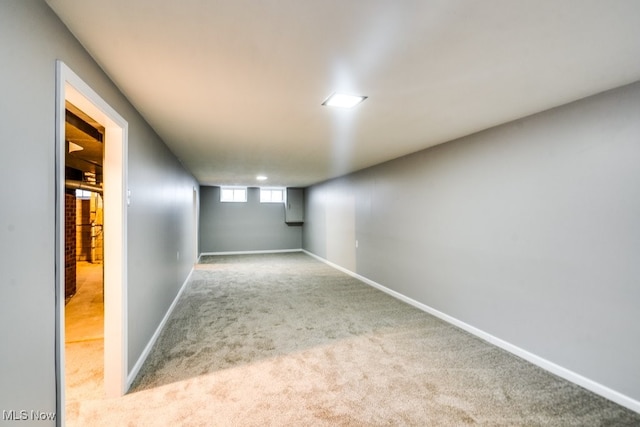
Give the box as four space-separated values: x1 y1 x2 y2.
322 92 367 108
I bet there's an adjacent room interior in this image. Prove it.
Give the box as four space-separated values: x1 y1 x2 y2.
63 103 106 413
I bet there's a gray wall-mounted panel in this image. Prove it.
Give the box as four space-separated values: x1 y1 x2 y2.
285 188 304 224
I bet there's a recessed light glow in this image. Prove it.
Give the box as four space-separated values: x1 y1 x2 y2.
68 141 83 153
256 175 268 181
322 93 367 108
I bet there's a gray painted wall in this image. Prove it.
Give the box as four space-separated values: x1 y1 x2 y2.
199 186 301 253
0 1 198 423
303 82 640 403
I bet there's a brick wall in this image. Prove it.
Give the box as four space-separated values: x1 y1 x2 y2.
65 191 76 299
75 194 104 262
76 198 91 261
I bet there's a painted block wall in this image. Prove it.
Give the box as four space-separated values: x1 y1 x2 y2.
0 2 199 423
303 81 640 404
199 186 302 253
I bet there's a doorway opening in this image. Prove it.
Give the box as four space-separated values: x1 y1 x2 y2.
64 101 106 411
56 61 129 425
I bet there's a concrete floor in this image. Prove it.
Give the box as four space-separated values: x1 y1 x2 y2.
66 261 104 342
65 261 104 403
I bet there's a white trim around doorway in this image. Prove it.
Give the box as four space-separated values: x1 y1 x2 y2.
55 61 129 425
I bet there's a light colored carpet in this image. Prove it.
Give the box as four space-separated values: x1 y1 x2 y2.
67 253 640 426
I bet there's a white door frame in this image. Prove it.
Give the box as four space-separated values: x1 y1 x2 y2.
55 61 128 423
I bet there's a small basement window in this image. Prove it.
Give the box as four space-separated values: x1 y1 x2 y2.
220 187 247 202
260 188 284 203
75 189 92 200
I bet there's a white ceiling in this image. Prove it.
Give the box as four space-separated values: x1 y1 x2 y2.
46 0 640 187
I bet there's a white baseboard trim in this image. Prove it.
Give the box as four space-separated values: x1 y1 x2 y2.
302 249 640 414
126 266 195 388
198 248 302 261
